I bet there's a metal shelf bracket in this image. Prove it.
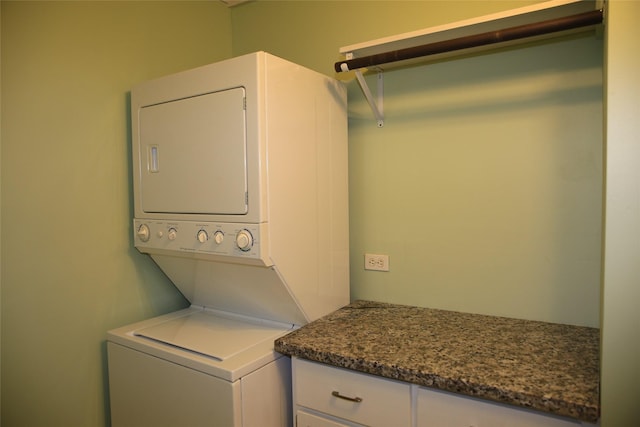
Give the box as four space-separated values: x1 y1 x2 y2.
342 56 384 127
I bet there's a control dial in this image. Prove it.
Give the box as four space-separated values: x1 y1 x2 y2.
213 230 224 245
197 230 209 243
235 229 254 251
167 228 177 241
137 224 150 242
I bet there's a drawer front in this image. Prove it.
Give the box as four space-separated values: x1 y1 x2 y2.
296 410 359 427
294 358 411 427
416 387 581 427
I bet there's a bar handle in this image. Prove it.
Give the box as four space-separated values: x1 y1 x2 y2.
331 390 363 403
149 145 159 173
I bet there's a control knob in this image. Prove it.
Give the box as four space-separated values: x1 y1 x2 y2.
168 228 177 241
137 224 150 242
235 229 254 251
213 230 224 245
197 229 209 243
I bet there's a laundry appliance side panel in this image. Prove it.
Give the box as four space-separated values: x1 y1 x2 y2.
241 356 293 427
263 54 350 322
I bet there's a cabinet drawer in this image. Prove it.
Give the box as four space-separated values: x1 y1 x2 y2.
296 409 360 427
416 387 581 427
293 358 411 427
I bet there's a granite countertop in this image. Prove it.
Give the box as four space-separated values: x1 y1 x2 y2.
274 300 600 423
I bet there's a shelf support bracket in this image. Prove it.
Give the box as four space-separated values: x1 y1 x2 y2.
342 58 384 127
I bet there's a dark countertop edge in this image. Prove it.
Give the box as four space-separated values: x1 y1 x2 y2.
274 341 600 424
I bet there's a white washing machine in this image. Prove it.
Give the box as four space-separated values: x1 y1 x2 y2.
107 52 349 427
108 307 294 427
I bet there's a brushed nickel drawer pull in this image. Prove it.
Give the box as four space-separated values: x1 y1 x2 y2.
331 390 363 403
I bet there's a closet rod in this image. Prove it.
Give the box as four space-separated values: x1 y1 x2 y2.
335 9 603 73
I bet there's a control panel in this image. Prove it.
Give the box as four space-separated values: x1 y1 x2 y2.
133 219 268 265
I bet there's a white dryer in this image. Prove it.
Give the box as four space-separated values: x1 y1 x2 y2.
107 52 349 427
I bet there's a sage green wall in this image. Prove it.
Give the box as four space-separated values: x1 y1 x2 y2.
0 1 612 425
232 1 602 328
232 0 543 77
1 1 231 425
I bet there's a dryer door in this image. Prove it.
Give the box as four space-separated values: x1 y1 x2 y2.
138 87 247 215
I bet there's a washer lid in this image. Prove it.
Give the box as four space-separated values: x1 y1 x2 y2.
134 310 291 361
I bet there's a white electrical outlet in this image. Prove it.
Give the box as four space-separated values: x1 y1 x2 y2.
364 253 389 272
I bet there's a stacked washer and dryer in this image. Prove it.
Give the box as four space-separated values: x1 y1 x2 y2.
107 52 349 427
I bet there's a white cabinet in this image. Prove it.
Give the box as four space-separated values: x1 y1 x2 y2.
293 357 411 427
416 386 583 427
292 357 598 427
296 410 361 427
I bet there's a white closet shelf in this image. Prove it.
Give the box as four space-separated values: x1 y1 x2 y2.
337 0 604 127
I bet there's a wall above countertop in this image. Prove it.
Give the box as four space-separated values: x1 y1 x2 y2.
231 0 603 329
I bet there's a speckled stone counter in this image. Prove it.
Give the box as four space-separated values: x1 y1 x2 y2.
274 300 600 423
